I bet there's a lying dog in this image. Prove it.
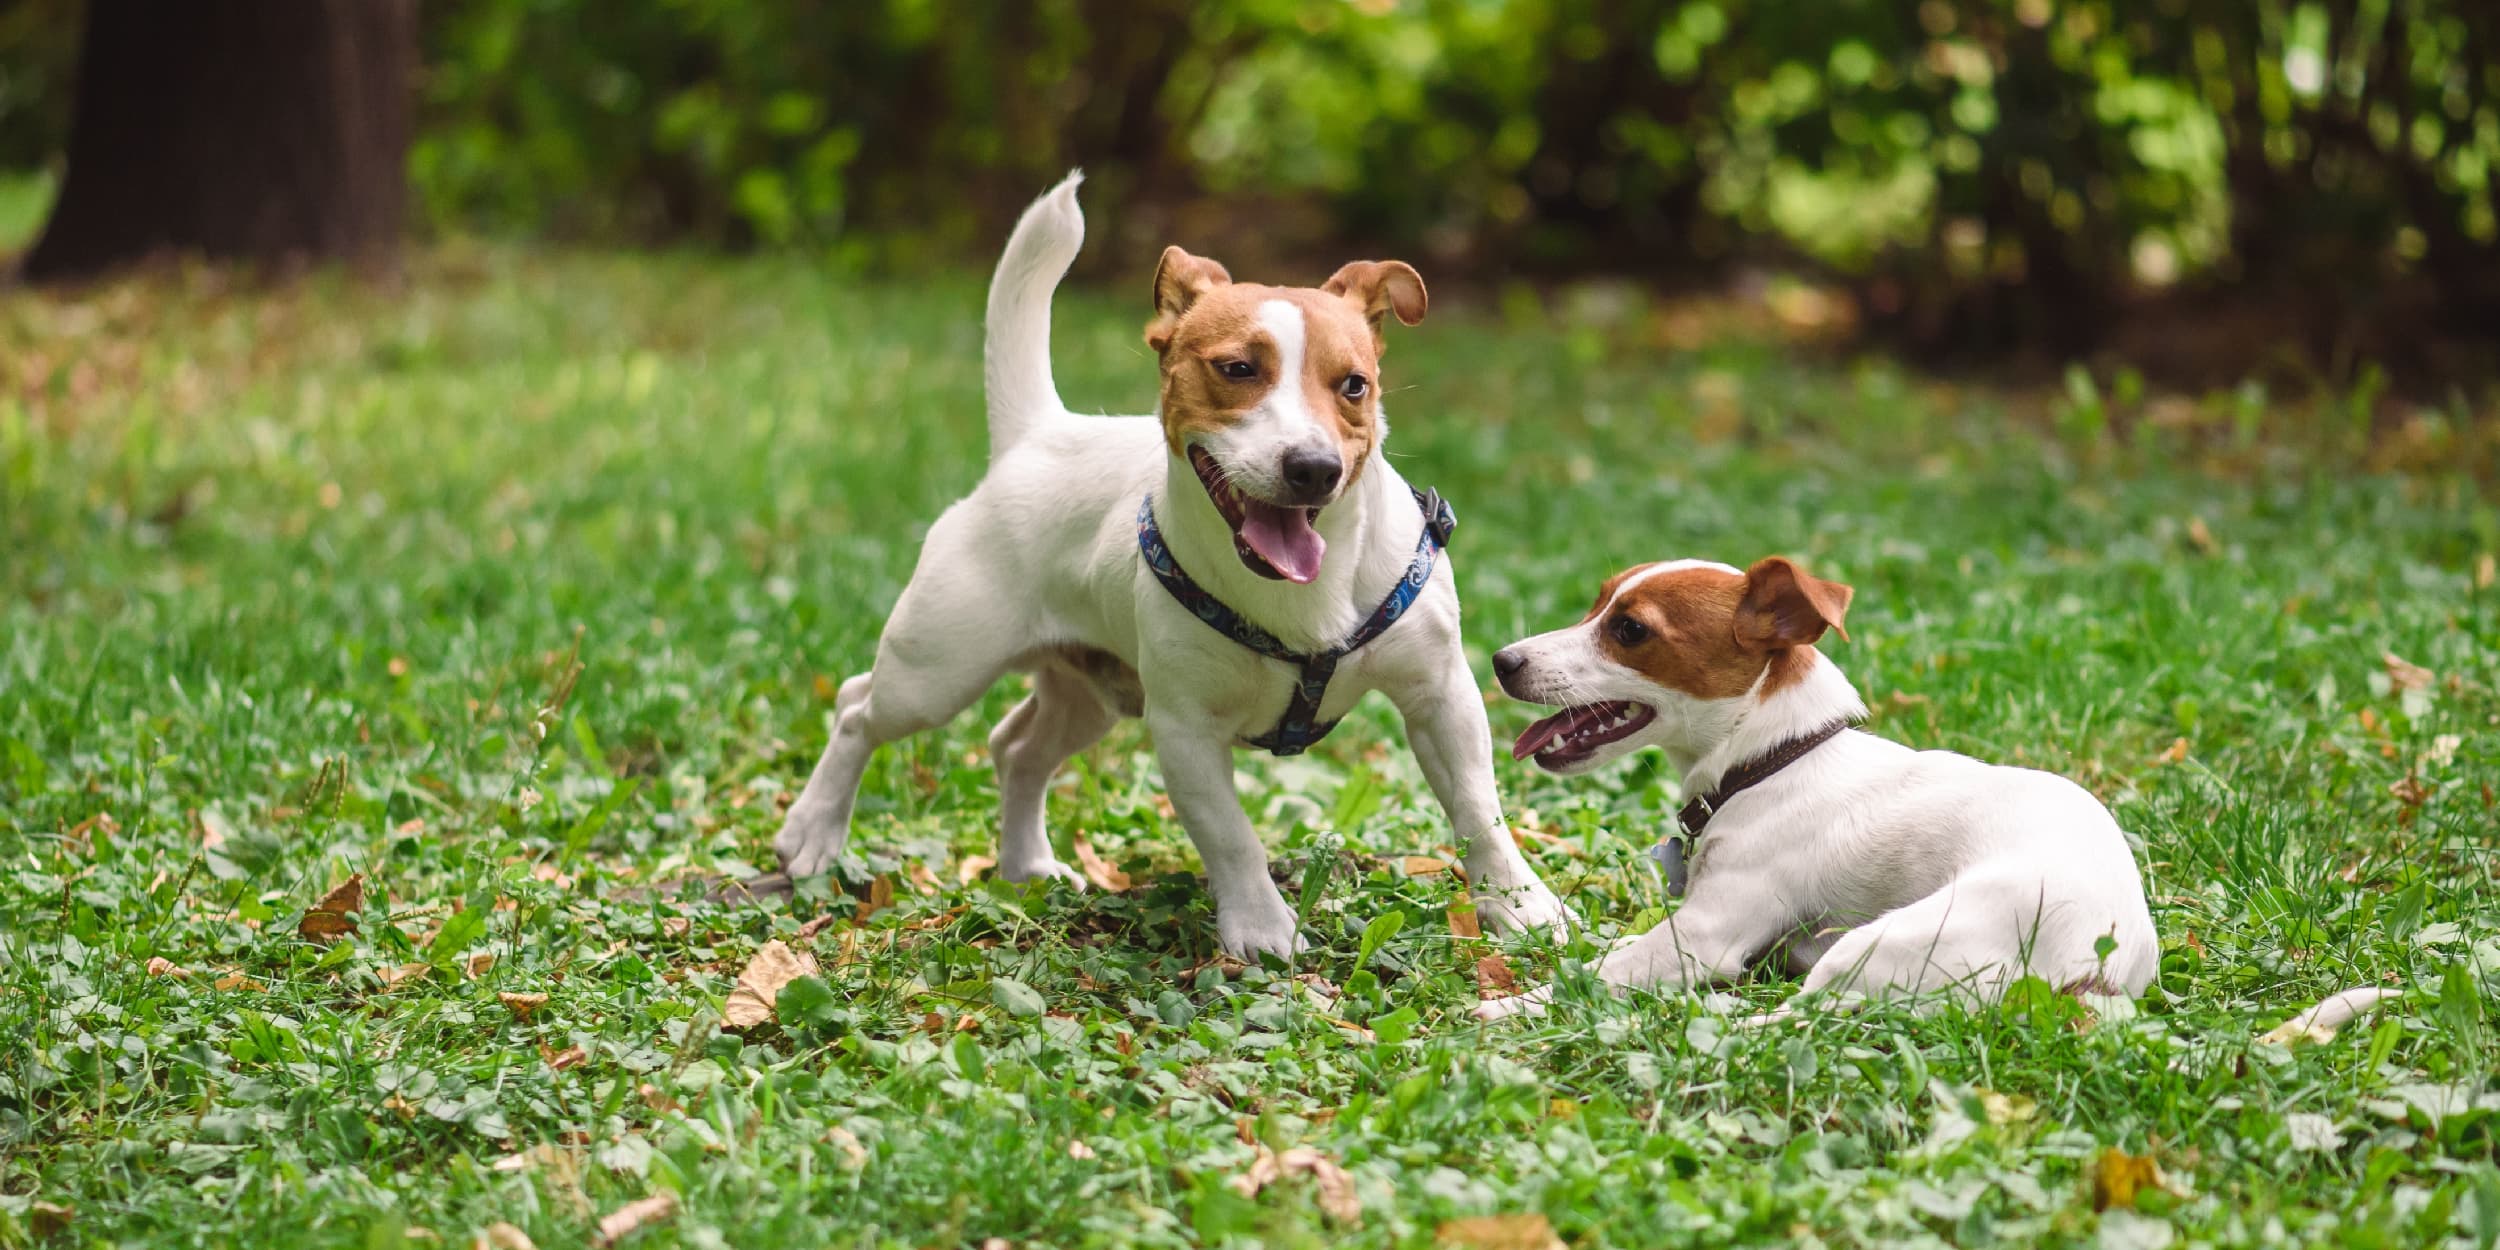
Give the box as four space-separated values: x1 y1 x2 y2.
1478 556 2157 1019
770 173 1570 958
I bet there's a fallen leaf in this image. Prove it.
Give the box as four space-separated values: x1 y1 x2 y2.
1074 833 1131 892
145 956 189 979
378 962 432 989
498 991 549 1020
2090 1147 2172 1211
298 874 366 943
1403 856 1454 877
2389 775 2430 809
905 861 940 895
2383 652 2434 692
722 939 818 1029
1066 1139 1097 1160
2260 985 2402 1045
637 1084 679 1114
195 807 230 850
1976 1088 2037 1125
478 1222 536 1250
956 854 997 885
212 973 265 992
824 1125 868 1169
1229 1145 1360 1225
2185 515 2217 554
28 1201 74 1238
465 952 498 978
1447 897 1482 940
490 1144 565 1173
592 1194 676 1247
2477 552 2496 590
855 876 895 923
543 1045 589 1071
793 912 840 942
1476 953 1517 998
2155 737 2189 765
1436 1213 1565 1250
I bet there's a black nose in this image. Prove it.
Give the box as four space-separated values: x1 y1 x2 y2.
1279 448 1343 501
1492 648 1526 680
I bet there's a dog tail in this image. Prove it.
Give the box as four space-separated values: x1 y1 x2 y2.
984 169 1086 459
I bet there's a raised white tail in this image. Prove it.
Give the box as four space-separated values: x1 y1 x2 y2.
984 170 1086 459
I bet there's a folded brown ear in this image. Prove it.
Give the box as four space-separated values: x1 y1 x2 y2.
1322 260 1428 348
1733 557 1854 652
1146 245 1232 353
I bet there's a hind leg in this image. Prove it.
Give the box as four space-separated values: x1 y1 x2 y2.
1797 885 2026 1006
988 663 1122 886
775 580 1025 878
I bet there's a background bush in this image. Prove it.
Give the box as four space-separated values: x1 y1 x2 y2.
3 0 2496 359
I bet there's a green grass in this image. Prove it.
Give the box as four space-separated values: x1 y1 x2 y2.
3 250 2498 1249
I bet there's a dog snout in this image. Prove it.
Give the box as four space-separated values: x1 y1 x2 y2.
1279 447 1342 503
1492 646 1528 694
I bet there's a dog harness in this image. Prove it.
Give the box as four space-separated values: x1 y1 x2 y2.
1653 718 1853 895
1136 486 1456 756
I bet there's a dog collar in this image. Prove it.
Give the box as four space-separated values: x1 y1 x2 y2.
1656 719 1852 896
1136 486 1456 756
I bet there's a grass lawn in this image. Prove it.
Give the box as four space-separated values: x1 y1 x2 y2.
3 250 2497 1249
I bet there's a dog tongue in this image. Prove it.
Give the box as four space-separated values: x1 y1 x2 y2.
1240 501 1325 584
1511 708 1584 760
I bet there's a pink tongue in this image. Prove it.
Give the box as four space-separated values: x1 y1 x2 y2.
1240 501 1326 584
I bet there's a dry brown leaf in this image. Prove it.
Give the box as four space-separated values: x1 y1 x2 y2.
28 1200 74 1238
145 956 189 979
379 962 432 989
825 1124 868 1169
490 1144 565 1173
465 952 498 978
478 1222 536 1250
637 1084 680 1114
2184 515 2218 554
956 854 998 885
1446 898 1481 940
2383 652 2435 692
298 874 366 943
856 876 896 923
544 1045 589 1071
722 939 819 1029
2155 737 2189 765
906 861 940 895
2477 552 2496 590
793 912 841 942
1403 856 1454 878
498 991 549 1020
1228 1145 1360 1225
592 1194 676 1247
212 972 265 992
1437 1213 1565 1250
193 807 228 850
1476 954 1518 999
1074 833 1131 892
2090 1147 2172 1211
2389 775 2430 808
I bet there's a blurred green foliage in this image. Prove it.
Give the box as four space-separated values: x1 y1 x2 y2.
3 0 2496 344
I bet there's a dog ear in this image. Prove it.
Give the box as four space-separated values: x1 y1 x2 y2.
1146 246 1232 354
1734 557 1853 652
1322 260 1428 350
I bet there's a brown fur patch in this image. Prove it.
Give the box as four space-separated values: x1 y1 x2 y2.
1148 279 1394 481
1595 559 1854 700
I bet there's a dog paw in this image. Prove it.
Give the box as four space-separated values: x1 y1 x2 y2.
1216 903 1307 963
772 807 847 879
1474 985 1553 1023
997 857 1087 891
1473 879 1578 939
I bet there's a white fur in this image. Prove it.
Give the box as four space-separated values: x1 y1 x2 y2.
1479 600 2158 1021
773 175 1572 959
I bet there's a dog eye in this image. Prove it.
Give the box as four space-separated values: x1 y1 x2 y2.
1218 359 1259 380
1608 614 1649 647
1339 373 1369 400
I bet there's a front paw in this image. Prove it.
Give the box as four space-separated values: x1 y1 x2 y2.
1216 898 1307 962
1473 878 1578 939
773 804 845 879
997 857 1087 891
1475 985 1553 1023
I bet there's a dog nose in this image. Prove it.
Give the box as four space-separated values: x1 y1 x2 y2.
1492 648 1526 680
1279 448 1342 501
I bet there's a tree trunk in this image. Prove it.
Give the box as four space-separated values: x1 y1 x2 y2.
21 0 416 284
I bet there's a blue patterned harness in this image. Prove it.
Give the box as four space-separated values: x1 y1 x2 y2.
1135 487 1457 755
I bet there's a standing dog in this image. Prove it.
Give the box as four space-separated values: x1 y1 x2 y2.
1479 557 2156 1019
770 173 1570 958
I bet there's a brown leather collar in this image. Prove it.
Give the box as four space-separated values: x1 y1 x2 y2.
1676 719 1852 838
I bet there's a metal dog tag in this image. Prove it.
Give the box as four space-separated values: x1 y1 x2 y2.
1650 836 1690 897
